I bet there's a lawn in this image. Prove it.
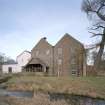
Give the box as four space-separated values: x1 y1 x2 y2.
6 74 105 99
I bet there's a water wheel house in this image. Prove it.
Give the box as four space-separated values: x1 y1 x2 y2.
25 58 49 73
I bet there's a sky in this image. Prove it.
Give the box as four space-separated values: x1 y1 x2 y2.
0 0 95 59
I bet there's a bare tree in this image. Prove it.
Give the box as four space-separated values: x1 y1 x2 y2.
0 52 16 72
0 52 5 64
0 52 5 72
82 0 105 71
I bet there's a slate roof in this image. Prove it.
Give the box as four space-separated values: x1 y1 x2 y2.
25 58 47 67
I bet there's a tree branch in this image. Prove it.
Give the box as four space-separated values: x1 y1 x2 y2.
91 25 105 30
97 11 105 21
89 31 103 37
97 4 104 13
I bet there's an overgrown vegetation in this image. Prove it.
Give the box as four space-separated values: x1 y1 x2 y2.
6 74 105 99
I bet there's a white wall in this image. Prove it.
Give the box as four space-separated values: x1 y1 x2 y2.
2 51 31 73
2 64 20 73
16 51 31 72
16 51 31 67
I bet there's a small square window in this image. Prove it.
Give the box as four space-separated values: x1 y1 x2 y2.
70 47 75 53
36 50 39 56
58 59 62 65
46 50 50 55
71 58 76 64
22 59 23 62
102 53 105 60
58 48 62 55
71 55 76 64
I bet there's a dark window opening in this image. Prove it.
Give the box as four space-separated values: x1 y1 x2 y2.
71 70 77 75
25 64 43 72
8 67 12 73
46 66 49 73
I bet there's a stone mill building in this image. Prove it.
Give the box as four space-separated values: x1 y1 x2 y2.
24 33 85 76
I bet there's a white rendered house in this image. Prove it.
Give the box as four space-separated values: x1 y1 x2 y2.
2 63 18 73
2 50 31 73
16 50 31 72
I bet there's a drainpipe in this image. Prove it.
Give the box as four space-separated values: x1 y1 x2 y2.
43 66 46 73
83 50 87 76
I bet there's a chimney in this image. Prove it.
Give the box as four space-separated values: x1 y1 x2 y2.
43 37 47 40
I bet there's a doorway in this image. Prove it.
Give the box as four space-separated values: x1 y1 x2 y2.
8 67 12 73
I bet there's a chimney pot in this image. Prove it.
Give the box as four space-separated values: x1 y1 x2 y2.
43 37 47 40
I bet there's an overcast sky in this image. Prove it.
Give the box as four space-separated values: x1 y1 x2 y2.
0 0 95 59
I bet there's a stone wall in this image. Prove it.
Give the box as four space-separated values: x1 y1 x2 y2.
54 34 84 76
30 34 85 76
31 37 54 75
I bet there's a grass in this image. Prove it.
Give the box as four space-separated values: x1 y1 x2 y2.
0 74 12 84
6 73 105 99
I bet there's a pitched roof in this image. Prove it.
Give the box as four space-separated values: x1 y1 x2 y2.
25 58 47 67
3 62 17 65
31 37 53 51
17 50 31 58
55 33 84 47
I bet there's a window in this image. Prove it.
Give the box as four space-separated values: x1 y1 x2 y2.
70 47 75 53
46 50 50 55
71 70 77 75
22 59 23 62
71 61 77 75
58 48 62 55
8 67 12 73
22 66 24 70
71 64 76 69
58 59 62 65
71 55 76 64
36 50 39 56
102 53 105 60
71 59 76 64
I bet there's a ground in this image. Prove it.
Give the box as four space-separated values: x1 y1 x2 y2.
6 73 105 99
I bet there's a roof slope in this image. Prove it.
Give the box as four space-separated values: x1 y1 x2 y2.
17 50 31 58
31 37 53 52
25 58 47 67
55 33 84 47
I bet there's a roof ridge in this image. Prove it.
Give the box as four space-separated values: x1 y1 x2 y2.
55 33 84 47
